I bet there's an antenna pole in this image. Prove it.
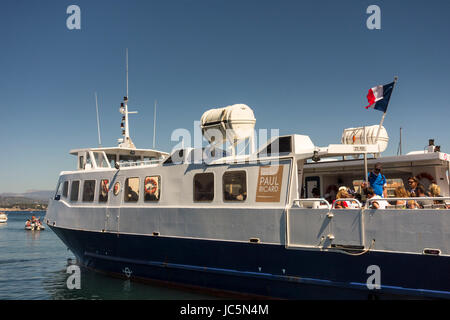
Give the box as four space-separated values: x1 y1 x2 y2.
118 49 137 149
153 99 157 148
126 48 129 98
95 92 102 147
397 126 403 155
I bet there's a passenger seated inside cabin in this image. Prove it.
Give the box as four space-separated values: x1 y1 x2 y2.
365 187 389 209
416 185 433 208
394 186 409 208
145 191 158 201
235 188 246 201
127 188 139 202
99 180 109 202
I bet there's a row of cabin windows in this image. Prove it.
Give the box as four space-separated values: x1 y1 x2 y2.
58 171 247 203
60 177 161 203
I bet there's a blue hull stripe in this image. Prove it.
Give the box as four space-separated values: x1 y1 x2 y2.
85 251 450 299
52 226 450 299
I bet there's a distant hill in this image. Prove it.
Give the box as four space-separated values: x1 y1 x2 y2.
1 190 53 201
0 190 52 210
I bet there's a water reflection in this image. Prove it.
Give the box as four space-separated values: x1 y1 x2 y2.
2 211 218 300
42 265 217 300
25 230 41 242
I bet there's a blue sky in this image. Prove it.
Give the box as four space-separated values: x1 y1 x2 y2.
1 0 450 193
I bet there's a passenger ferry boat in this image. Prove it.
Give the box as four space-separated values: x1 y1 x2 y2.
46 94 450 299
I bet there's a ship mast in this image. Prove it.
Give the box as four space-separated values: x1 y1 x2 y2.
118 48 137 149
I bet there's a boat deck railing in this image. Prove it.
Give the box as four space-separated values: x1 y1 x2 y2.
294 198 363 209
293 197 450 210
117 159 163 168
365 197 450 209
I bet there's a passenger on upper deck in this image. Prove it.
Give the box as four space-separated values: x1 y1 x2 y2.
333 187 360 209
416 185 433 208
426 183 445 206
363 163 387 198
407 176 420 197
311 187 320 198
394 186 409 208
428 183 441 198
333 187 349 208
407 200 419 209
365 187 389 209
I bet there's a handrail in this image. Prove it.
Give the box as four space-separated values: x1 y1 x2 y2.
293 197 450 210
365 196 450 209
332 198 363 209
293 198 331 210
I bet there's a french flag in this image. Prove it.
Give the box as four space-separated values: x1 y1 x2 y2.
365 82 395 112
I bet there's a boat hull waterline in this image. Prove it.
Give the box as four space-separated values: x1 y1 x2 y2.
51 225 450 299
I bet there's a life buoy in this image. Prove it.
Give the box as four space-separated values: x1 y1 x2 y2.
113 182 120 196
144 177 158 195
416 172 435 184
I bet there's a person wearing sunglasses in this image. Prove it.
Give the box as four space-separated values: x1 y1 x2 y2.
363 162 387 198
407 176 420 197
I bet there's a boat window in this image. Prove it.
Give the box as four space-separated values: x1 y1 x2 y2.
223 171 247 201
258 136 292 157
55 181 63 200
85 153 93 169
194 173 214 201
82 180 96 202
144 176 161 202
106 154 116 168
79 156 84 170
119 155 141 163
93 152 110 168
99 179 109 202
70 180 80 201
124 177 140 202
163 149 184 165
63 181 69 198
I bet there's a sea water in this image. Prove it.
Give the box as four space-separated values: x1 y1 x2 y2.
0 211 216 300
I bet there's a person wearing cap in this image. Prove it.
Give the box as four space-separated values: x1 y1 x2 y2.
363 163 387 198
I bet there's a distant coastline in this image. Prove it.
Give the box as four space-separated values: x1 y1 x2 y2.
0 208 46 212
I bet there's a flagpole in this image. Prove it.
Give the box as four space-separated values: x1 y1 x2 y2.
375 76 398 144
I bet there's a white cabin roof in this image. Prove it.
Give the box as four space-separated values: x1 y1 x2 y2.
304 151 450 170
69 147 169 159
